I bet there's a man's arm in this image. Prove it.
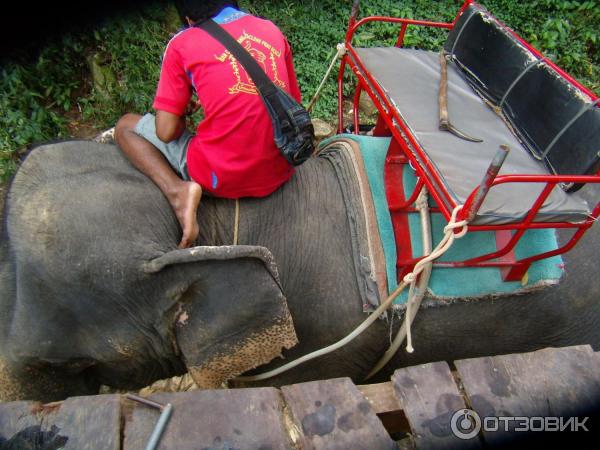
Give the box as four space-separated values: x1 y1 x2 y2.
154 39 197 143
156 110 186 143
156 96 200 143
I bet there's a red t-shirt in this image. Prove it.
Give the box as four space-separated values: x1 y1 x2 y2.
153 14 302 198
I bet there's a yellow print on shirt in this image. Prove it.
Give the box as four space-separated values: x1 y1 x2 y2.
214 31 286 95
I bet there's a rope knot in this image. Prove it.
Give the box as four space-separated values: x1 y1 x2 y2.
443 219 468 237
403 273 417 284
443 205 468 238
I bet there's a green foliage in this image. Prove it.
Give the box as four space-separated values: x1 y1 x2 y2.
0 36 85 181
485 0 600 92
1 0 599 181
79 5 172 126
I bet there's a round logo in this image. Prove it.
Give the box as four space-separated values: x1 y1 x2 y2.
450 409 482 440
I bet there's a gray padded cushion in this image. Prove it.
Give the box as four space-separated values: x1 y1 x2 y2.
354 47 590 225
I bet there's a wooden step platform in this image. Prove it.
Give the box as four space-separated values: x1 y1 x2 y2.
1 345 599 449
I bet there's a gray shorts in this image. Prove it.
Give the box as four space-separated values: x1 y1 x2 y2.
134 113 194 181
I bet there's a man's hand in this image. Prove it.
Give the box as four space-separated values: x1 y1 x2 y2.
184 98 201 130
185 97 201 117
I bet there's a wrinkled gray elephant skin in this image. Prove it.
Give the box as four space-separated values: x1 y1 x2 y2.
1 140 599 401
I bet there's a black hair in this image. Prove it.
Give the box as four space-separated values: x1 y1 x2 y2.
173 0 240 25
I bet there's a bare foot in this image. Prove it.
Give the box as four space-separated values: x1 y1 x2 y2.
171 181 203 248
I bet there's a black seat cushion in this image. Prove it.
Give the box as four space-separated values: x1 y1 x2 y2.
444 2 600 185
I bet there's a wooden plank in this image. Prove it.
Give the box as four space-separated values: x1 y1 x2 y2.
357 381 401 414
0 401 41 442
0 395 121 450
455 345 600 447
124 387 292 450
392 361 481 450
357 382 411 439
50 395 121 450
282 377 397 450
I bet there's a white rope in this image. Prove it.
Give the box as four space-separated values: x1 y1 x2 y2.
307 43 346 113
365 187 431 379
403 206 468 285
404 281 417 352
235 279 409 382
233 198 240 245
403 204 467 352
404 187 431 353
364 202 468 380
388 305 395 345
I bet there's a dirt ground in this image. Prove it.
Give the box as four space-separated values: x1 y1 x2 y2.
64 109 102 140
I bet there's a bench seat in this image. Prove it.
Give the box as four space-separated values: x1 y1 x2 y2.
354 46 591 226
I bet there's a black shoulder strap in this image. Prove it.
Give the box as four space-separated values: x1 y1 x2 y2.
198 19 278 98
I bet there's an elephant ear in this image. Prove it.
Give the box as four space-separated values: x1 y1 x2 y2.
144 245 298 388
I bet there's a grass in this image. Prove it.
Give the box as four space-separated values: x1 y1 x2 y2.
1 0 599 182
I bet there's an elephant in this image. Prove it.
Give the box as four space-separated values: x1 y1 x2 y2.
1 138 599 402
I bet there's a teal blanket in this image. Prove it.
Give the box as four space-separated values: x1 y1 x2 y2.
322 135 564 306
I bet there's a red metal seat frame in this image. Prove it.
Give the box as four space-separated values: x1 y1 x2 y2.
337 0 600 282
